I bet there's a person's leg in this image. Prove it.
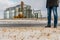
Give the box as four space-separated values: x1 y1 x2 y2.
46 7 52 27
52 7 58 28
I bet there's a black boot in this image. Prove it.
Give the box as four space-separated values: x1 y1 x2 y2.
54 25 57 28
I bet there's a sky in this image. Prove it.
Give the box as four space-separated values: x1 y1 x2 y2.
0 0 60 19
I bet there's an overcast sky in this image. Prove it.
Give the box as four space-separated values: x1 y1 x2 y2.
0 0 60 19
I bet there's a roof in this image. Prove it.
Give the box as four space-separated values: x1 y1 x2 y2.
5 4 31 11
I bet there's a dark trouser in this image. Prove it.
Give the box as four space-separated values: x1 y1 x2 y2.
47 6 58 27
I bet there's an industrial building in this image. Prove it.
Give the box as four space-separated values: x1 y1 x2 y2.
33 10 42 18
4 1 42 19
4 1 34 19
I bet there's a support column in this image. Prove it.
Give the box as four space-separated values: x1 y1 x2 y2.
4 11 7 19
15 7 19 16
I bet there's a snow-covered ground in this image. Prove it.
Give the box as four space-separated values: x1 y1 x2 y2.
0 20 47 24
0 20 59 27
0 19 59 24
